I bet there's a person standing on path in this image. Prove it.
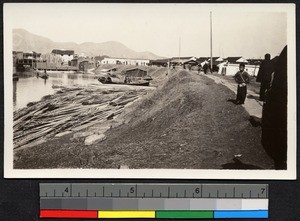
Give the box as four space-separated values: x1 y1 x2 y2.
256 53 275 101
234 63 251 105
197 64 201 74
203 61 210 74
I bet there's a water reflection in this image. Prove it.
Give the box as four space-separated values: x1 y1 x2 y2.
68 74 79 80
13 71 98 110
13 80 17 108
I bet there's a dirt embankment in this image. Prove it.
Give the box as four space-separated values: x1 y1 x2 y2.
14 70 274 169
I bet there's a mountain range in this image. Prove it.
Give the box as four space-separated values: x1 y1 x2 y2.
13 29 162 60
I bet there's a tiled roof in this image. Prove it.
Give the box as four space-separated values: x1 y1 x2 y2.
52 49 75 55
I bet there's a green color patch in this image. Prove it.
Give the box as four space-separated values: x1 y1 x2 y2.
155 210 214 219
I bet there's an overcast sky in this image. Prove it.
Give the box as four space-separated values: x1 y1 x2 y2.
6 3 288 58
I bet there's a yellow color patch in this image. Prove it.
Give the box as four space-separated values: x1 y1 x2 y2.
98 211 155 218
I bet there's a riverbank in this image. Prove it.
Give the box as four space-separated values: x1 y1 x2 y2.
14 83 155 151
14 70 274 169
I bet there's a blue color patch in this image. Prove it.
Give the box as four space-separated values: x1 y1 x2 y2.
214 210 268 218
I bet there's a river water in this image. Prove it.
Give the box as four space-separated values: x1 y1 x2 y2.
13 72 99 110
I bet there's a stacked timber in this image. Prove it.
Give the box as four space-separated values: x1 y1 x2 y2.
13 85 148 151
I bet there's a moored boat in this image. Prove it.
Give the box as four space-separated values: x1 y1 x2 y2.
35 70 49 79
98 76 149 86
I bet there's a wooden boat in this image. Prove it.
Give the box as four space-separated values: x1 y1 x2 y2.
35 70 49 79
39 75 49 80
98 76 149 86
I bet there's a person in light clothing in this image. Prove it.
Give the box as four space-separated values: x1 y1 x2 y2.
234 63 251 105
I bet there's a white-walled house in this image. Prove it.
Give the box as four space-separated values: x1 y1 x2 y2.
217 57 261 76
101 57 149 66
219 63 260 76
51 49 75 64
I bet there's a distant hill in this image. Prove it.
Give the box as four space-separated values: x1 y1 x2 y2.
13 29 162 60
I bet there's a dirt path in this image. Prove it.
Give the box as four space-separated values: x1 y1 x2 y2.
203 73 263 118
14 70 274 170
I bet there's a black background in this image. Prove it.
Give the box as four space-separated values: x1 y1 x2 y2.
1 0 299 220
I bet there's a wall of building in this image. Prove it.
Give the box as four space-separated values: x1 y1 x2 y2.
36 62 61 69
15 52 24 60
61 54 74 63
70 59 78 67
78 61 95 71
42 53 73 64
220 63 260 77
101 58 149 66
41 53 63 64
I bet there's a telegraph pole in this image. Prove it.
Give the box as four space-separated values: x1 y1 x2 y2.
210 11 213 71
179 36 181 66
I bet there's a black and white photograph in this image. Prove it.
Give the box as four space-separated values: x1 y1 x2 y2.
4 3 296 179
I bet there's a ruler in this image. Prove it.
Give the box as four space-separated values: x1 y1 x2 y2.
40 183 268 219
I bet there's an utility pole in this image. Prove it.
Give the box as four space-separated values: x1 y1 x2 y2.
210 11 213 71
168 58 170 76
179 36 181 66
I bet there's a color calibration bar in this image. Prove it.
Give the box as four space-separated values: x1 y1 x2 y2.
40 210 268 219
40 183 268 219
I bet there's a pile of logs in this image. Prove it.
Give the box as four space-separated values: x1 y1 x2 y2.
13 85 148 151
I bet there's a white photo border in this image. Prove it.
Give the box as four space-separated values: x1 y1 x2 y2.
3 3 297 179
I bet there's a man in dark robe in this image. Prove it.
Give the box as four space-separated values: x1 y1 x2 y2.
203 61 210 74
261 46 287 170
234 63 251 105
256 53 275 101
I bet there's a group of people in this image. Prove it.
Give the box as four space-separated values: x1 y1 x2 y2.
233 46 287 170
